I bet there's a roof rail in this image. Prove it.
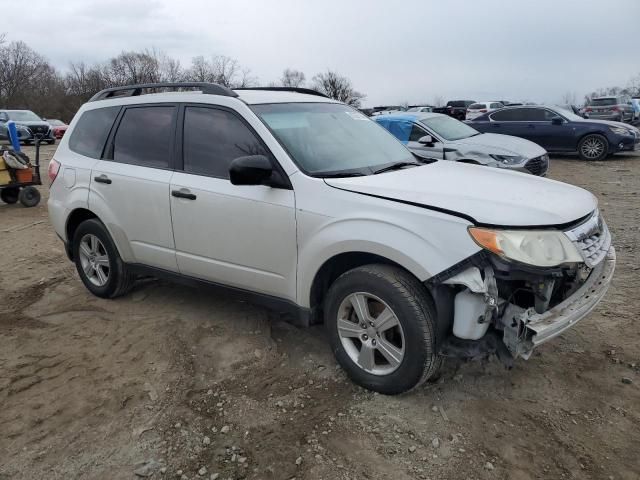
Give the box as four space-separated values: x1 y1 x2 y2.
89 82 239 102
234 87 329 99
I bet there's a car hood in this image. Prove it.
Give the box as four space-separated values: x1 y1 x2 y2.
12 120 50 128
451 133 546 158
579 118 631 129
324 161 596 227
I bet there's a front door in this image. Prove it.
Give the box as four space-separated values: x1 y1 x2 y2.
170 105 297 301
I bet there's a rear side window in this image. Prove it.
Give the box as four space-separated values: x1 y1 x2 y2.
69 107 119 158
490 109 518 121
113 106 176 169
490 102 503 109
183 106 268 179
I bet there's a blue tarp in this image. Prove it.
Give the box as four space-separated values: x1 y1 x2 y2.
374 114 419 144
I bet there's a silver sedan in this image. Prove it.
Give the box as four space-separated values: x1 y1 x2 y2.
375 112 549 175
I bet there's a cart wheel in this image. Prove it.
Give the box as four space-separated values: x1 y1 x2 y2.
18 186 41 207
1 187 20 204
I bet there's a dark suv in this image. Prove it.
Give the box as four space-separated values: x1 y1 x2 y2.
0 110 56 145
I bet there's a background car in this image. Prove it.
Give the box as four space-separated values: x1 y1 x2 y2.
0 110 56 145
45 119 69 139
432 100 476 120
375 112 549 175
584 96 634 122
631 98 640 122
466 101 504 120
468 105 639 161
406 105 434 113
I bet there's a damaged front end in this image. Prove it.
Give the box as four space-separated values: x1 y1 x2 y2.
431 210 616 366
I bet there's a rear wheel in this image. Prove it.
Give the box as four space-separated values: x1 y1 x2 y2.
1 187 19 204
18 186 40 207
72 219 136 298
578 134 608 161
324 264 441 395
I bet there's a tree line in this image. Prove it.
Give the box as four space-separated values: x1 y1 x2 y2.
0 37 365 122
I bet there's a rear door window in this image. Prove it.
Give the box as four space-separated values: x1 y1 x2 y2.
182 106 269 179
69 107 120 158
113 106 176 169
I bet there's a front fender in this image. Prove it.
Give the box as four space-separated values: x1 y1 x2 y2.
296 213 480 308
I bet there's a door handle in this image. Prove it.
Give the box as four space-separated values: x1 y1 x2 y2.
94 175 112 184
172 189 197 200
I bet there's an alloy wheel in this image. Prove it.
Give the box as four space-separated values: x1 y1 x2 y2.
78 234 110 286
581 137 605 160
336 292 405 375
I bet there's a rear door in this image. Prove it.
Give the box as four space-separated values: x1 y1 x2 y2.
89 104 179 271
169 104 297 301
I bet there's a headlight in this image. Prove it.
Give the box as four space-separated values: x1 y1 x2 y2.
609 125 631 136
489 154 526 165
468 227 583 267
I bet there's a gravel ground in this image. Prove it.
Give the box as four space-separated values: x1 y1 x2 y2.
1 144 639 480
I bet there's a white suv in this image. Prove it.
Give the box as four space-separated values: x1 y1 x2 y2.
48 83 616 394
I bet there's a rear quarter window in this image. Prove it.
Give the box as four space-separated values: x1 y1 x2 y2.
68 107 120 159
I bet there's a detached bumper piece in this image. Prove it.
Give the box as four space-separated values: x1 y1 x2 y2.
501 247 615 359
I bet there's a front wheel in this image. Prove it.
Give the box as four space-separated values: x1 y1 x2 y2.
324 264 441 395
72 219 136 298
578 134 608 161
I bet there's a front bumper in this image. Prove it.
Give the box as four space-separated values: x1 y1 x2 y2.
503 247 616 358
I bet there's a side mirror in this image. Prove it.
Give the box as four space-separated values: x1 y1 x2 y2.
551 117 563 125
418 135 434 145
229 155 273 186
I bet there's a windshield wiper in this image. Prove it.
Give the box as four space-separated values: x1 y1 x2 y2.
318 172 366 178
373 161 423 175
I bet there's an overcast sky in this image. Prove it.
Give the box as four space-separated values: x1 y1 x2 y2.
5 0 639 106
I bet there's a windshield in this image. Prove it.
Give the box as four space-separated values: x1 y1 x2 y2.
590 98 617 106
7 111 42 122
251 103 415 176
552 107 583 121
420 115 479 141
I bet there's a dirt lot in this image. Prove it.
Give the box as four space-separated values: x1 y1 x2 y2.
1 144 639 480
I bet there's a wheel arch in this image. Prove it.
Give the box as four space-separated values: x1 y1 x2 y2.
64 208 132 262
306 250 427 324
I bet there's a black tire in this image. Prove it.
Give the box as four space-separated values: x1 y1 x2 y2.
324 264 441 395
578 134 609 161
18 186 40 207
1 187 19 204
72 218 136 298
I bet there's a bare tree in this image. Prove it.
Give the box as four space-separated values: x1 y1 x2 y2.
184 55 256 87
561 91 576 105
0 41 52 107
432 95 445 107
311 70 365 107
280 68 305 87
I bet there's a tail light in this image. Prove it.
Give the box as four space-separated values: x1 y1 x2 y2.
611 106 620 112
585 107 592 112
48 158 61 185
479 109 487 113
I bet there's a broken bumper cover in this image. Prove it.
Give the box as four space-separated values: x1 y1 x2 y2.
504 246 616 358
